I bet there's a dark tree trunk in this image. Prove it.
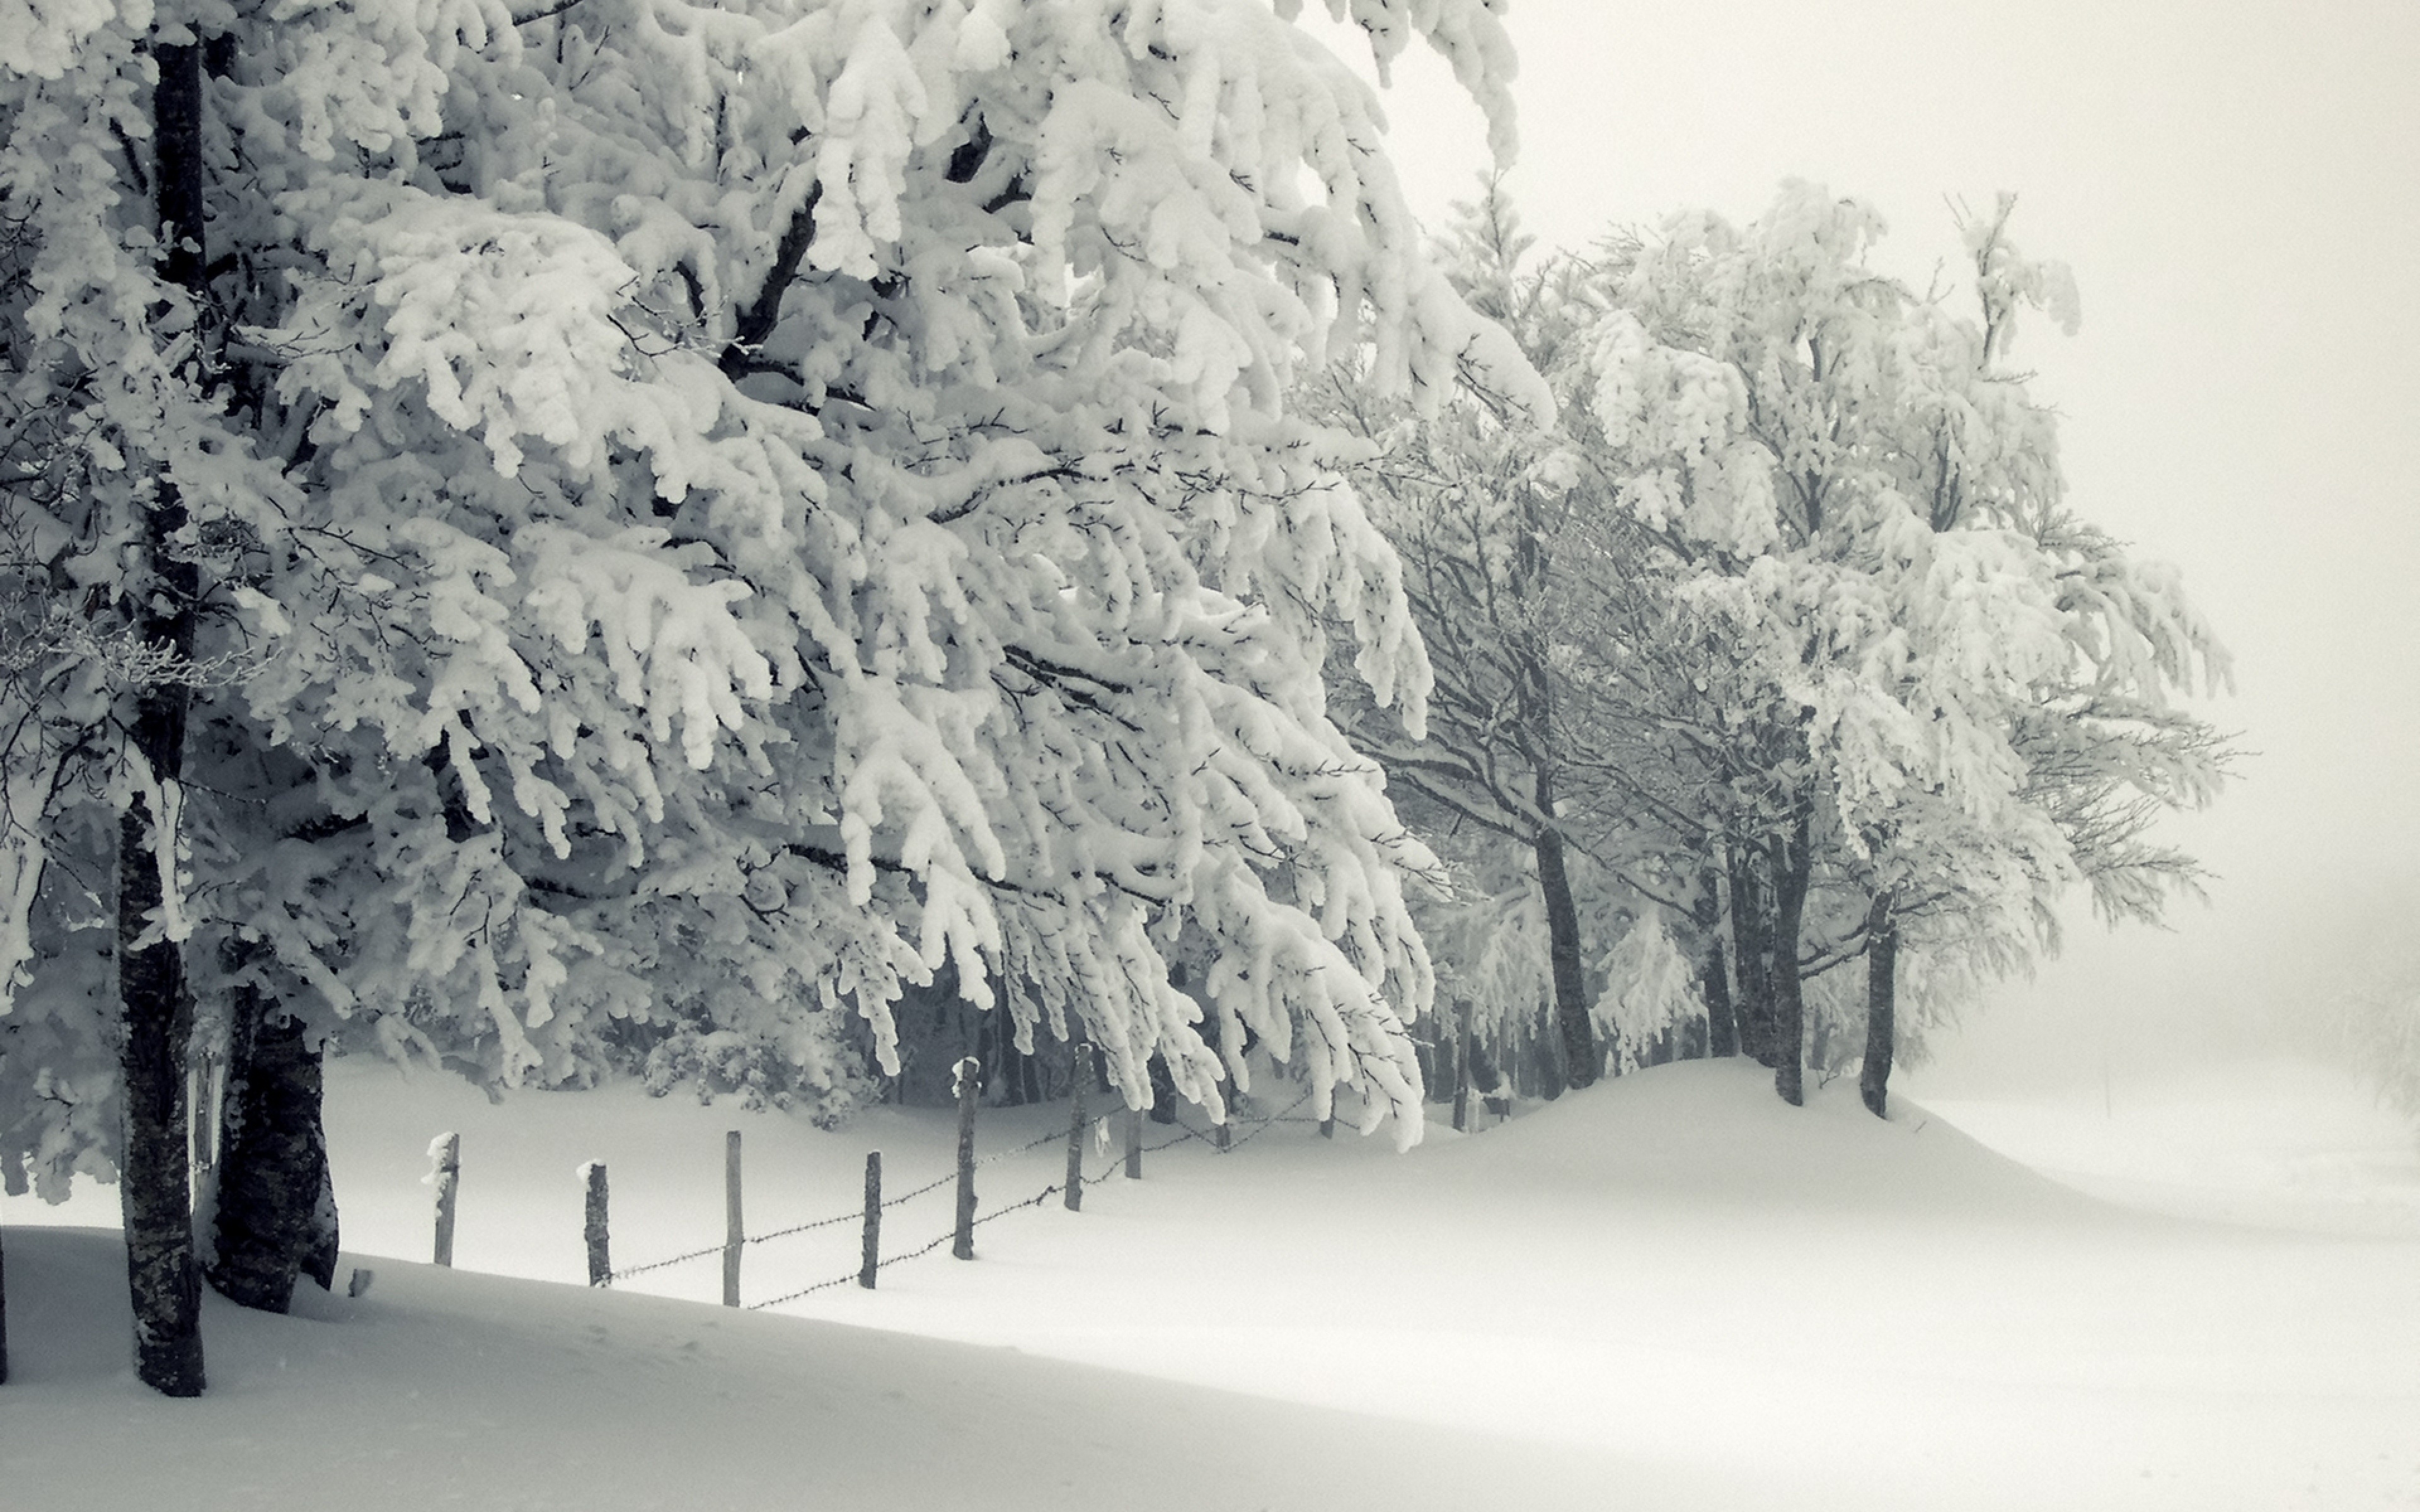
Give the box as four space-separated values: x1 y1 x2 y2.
207 970 338 1312
1690 867 1735 1059
113 32 209 1399
1451 999 1472 1132
1727 846 1775 1066
1860 892 1898 1119
1768 811 1814 1108
118 810 202 1395
1144 1051 1177 1124
1701 936 1737 1058
1 1215 9 1385
1533 825 1597 1091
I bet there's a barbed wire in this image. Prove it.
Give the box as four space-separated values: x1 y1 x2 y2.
607 1242 725 1283
615 1089 1322 1288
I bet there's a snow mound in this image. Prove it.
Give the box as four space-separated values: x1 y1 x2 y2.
1417 1058 2108 1218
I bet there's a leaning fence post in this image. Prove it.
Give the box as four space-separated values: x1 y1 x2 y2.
582 1162 610 1286
1124 1108 1142 1179
1063 1041 1088 1211
722 1130 743 1307
952 1057 980 1260
429 1132 460 1267
859 1151 882 1289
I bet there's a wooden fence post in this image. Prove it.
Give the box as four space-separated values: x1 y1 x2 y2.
1124 1108 1141 1179
430 1132 460 1267
1214 1118 1231 1152
952 1057 979 1259
722 1130 742 1307
859 1152 881 1289
582 1162 610 1287
1063 1041 1088 1211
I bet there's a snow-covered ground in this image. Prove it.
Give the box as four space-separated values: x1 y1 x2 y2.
5 1057 2418 1510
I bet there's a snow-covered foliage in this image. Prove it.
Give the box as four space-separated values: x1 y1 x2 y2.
1320 179 2231 1099
2336 941 2420 1125
1591 908 1698 1073
1 0 1531 1192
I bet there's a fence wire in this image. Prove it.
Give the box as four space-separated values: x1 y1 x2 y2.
613 1090 1320 1290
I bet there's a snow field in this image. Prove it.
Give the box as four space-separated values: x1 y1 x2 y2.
5 1057 2419 1510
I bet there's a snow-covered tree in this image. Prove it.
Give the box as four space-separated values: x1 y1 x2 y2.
1327 180 2230 1115
1572 185 2230 1109
3 0 1530 1392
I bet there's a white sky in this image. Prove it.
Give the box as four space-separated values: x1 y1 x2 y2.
1318 1 2420 1087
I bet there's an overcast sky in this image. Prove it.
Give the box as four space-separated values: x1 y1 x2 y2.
1319 0 2420 1089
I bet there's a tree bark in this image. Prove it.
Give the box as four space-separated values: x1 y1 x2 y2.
207 969 338 1312
1689 868 1735 1059
1860 892 1898 1119
1726 845 1775 1067
1701 936 1737 1059
118 810 202 1394
1768 810 1814 1108
1533 824 1597 1091
114 30 210 1400
1144 1051 1177 1125
1 1215 10 1385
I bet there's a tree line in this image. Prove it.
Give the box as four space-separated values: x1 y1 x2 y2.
0 0 2230 1402
0 0 1528 1395
1319 180 2230 1116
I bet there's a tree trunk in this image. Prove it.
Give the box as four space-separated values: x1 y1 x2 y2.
118 806 202 1395
1690 866 1736 1058
1 1215 10 1385
1727 845 1775 1067
1702 935 1738 1058
1860 892 1898 1119
114 30 209 1400
1144 1051 1177 1125
1768 811 1814 1108
207 970 338 1312
1533 825 1597 1091
1451 999 1472 1132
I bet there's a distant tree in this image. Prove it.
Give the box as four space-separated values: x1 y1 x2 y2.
1566 185 2231 1109
1327 181 2232 1115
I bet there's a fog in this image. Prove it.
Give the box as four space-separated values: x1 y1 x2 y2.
1317 0 2420 1097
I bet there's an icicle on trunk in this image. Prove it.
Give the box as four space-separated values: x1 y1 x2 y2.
1768 813 1814 1109
208 959 338 1312
1533 824 1598 1091
1860 893 1898 1119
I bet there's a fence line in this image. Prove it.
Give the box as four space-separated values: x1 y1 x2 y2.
604 1086 1325 1295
